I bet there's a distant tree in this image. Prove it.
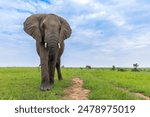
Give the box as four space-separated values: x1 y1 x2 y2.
132 63 139 72
61 65 65 68
133 63 139 69
86 65 91 69
112 65 116 70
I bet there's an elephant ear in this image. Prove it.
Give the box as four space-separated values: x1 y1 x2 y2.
24 14 46 42
58 16 72 41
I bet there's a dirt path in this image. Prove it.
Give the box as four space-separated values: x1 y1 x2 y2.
63 78 150 100
117 87 150 100
133 92 150 100
64 77 90 100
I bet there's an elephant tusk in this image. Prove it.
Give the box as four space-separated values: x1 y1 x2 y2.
44 43 47 48
58 43 61 49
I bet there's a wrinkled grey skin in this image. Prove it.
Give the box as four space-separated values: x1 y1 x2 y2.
24 14 72 91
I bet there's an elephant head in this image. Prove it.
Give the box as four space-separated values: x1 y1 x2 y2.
24 14 72 91
24 14 71 49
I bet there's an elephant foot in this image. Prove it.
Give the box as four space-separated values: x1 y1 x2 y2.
58 77 63 80
40 80 53 91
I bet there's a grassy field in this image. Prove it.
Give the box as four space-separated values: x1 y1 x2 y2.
0 67 150 100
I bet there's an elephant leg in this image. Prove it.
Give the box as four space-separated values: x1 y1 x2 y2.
38 43 51 91
40 64 51 91
56 58 63 80
48 59 56 87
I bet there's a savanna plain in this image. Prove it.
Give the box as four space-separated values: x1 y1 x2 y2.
0 67 150 100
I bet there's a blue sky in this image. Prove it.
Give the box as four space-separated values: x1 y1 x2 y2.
0 0 150 67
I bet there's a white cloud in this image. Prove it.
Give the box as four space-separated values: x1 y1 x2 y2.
0 0 150 67
71 0 91 5
99 30 150 53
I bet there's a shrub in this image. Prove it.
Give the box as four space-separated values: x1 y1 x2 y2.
86 65 91 69
117 68 127 72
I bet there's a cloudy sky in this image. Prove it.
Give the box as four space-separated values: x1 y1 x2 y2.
0 0 150 67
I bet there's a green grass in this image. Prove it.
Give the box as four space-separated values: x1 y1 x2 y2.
77 69 150 100
0 67 73 100
0 67 150 100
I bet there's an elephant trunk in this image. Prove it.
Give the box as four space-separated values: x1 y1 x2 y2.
45 33 60 48
46 46 56 63
44 35 59 61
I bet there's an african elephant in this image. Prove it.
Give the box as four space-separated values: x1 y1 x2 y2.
24 14 72 91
